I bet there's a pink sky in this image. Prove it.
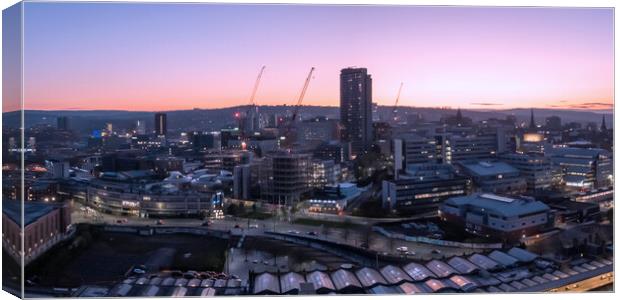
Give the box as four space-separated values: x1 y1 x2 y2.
8 4 614 112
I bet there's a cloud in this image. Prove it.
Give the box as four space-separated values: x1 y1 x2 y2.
566 102 613 110
470 102 502 106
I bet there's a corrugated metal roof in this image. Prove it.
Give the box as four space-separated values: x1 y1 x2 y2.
330 269 362 291
449 275 477 292
426 260 458 278
380 265 412 284
306 271 335 292
402 262 436 281
280 272 305 294
488 251 519 267
254 273 280 294
468 253 500 271
447 256 480 274
355 267 387 287
507 247 538 263
398 282 430 294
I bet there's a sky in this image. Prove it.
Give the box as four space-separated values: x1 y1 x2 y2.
8 3 615 111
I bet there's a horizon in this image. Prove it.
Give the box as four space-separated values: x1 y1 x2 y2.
5 103 613 114
3 3 614 112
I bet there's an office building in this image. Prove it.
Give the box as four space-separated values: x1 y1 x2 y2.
340 67 373 157
546 147 613 189
382 164 471 214
499 153 557 194
439 193 552 242
259 151 311 205
439 130 507 164
393 135 440 175
155 112 167 136
458 160 527 195
309 159 341 188
233 164 252 200
57 116 69 131
135 120 146 135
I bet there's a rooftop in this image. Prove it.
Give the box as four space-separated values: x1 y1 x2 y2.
459 160 519 177
3 199 57 226
444 193 550 218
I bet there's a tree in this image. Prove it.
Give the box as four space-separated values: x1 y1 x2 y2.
226 203 238 216
238 202 247 215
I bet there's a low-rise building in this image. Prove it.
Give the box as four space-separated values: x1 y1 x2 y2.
439 193 552 242
2 200 72 265
545 147 613 190
382 164 471 214
499 153 558 194
85 172 223 218
458 160 526 195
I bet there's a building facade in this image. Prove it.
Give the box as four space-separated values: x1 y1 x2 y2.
340 68 373 157
439 193 552 242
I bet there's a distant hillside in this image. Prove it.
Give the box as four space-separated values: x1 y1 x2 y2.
3 105 612 134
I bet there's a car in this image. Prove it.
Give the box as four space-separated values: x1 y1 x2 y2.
431 249 442 254
288 230 300 234
263 260 269 265
156 219 164 225
396 246 408 252
133 268 146 274
201 221 212 227
234 224 241 229
252 260 258 264
249 224 259 229
307 231 318 236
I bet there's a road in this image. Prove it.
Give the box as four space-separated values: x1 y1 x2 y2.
71 202 485 260
548 272 613 292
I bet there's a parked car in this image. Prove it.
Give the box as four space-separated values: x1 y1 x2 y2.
249 224 259 229
156 219 165 225
307 231 318 236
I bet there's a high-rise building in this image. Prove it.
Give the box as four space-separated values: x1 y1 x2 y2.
57 116 69 131
135 120 146 135
340 67 372 157
154 113 167 136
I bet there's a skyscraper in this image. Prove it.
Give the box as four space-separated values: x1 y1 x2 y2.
57 116 69 131
340 67 372 157
155 112 167 136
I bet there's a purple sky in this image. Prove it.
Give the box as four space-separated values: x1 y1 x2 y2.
13 3 614 111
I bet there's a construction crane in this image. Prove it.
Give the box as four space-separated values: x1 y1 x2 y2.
237 66 266 140
282 67 315 147
391 82 404 123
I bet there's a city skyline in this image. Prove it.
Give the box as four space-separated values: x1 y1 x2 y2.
6 3 613 112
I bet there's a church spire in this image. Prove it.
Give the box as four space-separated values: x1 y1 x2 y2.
456 108 463 122
601 115 608 132
529 108 536 130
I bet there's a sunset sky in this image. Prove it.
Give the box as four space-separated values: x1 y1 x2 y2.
11 3 615 111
